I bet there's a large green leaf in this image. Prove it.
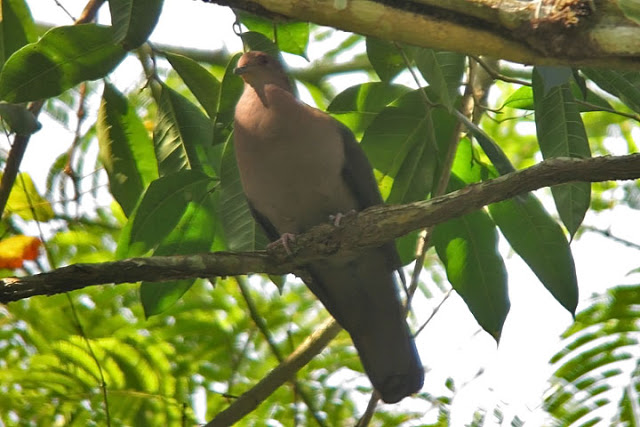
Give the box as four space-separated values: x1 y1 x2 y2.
97 83 158 216
583 68 640 113
0 24 126 103
489 194 578 315
140 194 217 317
237 12 309 57
432 186 509 340
361 89 437 200
413 48 465 111
504 84 613 112
239 31 279 58
212 52 243 146
153 84 214 176
108 0 164 49
619 0 640 24
116 170 215 258
533 66 591 239
366 37 405 82
0 0 36 68
218 134 268 251
165 51 220 119
275 21 309 58
327 82 411 136
546 285 640 426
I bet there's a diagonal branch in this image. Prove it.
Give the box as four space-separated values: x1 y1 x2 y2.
1 154 639 304
205 317 342 427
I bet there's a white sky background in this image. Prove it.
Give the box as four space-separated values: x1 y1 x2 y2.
19 1 640 425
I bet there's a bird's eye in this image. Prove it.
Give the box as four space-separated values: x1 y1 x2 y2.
257 55 269 65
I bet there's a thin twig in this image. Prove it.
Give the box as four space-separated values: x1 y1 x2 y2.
582 224 640 250
356 391 380 427
575 99 640 122
0 101 44 219
65 83 89 215
470 55 531 86
415 290 453 336
75 0 106 24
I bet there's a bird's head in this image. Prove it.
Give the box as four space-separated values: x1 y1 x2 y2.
234 51 292 92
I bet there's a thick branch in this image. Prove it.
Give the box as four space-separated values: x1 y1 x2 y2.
1 154 639 303
207 0 640 69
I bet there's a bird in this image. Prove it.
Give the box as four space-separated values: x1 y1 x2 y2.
233 50 424 403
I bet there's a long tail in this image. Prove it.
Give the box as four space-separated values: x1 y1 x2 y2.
307 247 424 403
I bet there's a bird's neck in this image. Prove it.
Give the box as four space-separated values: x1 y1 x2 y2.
247 81 294 107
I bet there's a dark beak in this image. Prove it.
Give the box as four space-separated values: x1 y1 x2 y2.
233 65 248 75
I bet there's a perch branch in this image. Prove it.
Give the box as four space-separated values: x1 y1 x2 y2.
0 154 639 304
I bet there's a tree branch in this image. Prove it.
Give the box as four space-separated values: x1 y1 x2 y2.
1 154 639 304
206 0 640 69
206 317 342 427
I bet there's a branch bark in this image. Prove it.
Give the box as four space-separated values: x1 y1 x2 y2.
1 154 639 304
207 0 640 69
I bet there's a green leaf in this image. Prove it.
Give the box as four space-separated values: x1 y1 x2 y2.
218 134 268 251
504 86 535 110
116 170 215 258
582 68 640 113
213 53 243 146
5 172 54 221
165 51 220 119
460 113 516 175
366 37 405 82
237 13 308 57
108 0 164 49
361 89 438 262
327 82 411 136
0 101 40 135
0 0 37 68
236 11 273 36
97 83 158 216
240 31 279 58
153 84 214 176
536 66 572 94
275 21 309 57
451 137 484 184
533 67 591 238
413 48 465 110
0 24 126 103
361 89 436 196
505 84 612 112
489 194 578 314
141 196 217 316
546 285 640 426
618 0 640 25
432 201 509 341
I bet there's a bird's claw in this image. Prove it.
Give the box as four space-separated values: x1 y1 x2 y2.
267 232 296 255
329 209 356 227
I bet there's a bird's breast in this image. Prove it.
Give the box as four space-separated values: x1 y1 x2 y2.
234 101 358 234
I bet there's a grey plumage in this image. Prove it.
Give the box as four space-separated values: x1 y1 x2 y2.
233 51 424 403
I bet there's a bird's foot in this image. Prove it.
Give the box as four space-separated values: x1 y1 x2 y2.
267 232 296 255
329 209 356 227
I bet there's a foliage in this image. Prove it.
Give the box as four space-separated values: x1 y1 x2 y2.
546 285 640 426
0 0 638 425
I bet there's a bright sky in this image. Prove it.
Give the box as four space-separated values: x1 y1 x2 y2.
21 1 640 425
